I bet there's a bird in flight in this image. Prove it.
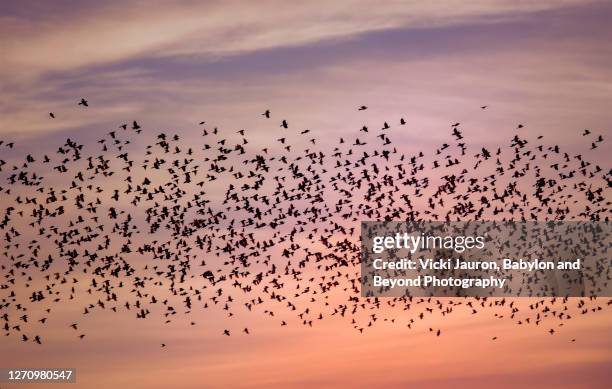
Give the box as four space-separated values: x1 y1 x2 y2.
0 97 607 349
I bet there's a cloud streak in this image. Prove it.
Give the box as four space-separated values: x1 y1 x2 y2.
1 0 595 81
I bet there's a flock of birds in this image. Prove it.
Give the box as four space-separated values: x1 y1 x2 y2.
0 99 610 347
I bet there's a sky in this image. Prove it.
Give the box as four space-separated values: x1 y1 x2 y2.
0 1 611 388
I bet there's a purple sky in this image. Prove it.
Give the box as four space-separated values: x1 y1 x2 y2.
0 1 611 388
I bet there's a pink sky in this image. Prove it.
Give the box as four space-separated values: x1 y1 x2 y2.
1 1 611 388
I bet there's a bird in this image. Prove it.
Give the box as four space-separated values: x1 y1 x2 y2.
49 112 55 118
0 96 607 350
358 106 368 111
78 98 88 107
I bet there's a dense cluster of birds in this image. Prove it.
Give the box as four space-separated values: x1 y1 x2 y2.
0 99 610 347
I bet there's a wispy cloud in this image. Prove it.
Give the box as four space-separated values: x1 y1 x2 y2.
1 0 593 81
